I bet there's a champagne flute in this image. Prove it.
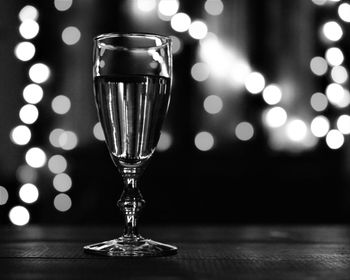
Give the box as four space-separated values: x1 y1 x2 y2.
84 33 177 257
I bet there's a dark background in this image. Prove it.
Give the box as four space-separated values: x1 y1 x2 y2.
1 0 350 226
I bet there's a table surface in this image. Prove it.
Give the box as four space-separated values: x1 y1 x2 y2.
1 225 350 279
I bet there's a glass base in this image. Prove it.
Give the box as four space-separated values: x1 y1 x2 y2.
84 236 177 257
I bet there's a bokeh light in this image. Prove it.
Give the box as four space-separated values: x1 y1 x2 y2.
48 155 67 174
235 122 254 141
62 26 81 45
244 72 265 94
19 5 39 21
169 35 182 54
10 125 31 145
194 131 214 151
331 66 348 84
158 0 179 17
54 193 72 212
16 165 37 183
188 20 208 40
59 131 78 150
310 56 328 76
0 186 9 205
93 122 105 141
311 0 327 6
136 0 156 12
19 104 39 124
23 84 43 104
25 147 46 168
29 63 50 84
262 84 282 105
325 47 344 66
51 95 71 115
310 116 330 137
49 128 65 147
310 92 328 112
326 83 347 107
337 114 350 134
191 62 210 82
203 95 223 114
264 107 287 128
171 13 191 32
322 21 343 42
204 0 224 16
156 131 172 151
19 19 39 39
14 42 35 61
9 206 30 226
338 3 350 23
326 129 344 149
54 0 73 11
286 119 308 142
19 183 39 204
53 173 72 192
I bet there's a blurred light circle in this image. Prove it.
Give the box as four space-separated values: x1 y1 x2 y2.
157 131 172 151
25 147 46 168
49 128 65 147
326 83 345 107
54 0 73 11
10 125 31 145
19 20 39 39
51 95 71 114
16 165 37 183
14 42 35 61
204 0 224 16
264 107 287 128
136 0 156 12
337 114 350 134
19 183 39 204
188 20 208 40
19 5 39 21
338 3 350 22
53 173 72 192
23 84 43 104
310 56 328 76
286 119 307 142
203 95 223 114
29 63 50 84
244 72 265 94
311 0 327 5
54 193 72 212
59 131 78 150
194 131 214 151
262 84 282 105
62 26 81 45
9 206 30 226
322 21 343 42
93 122 105 141
171 13 191 32
331 66 348 84
19 104 39 124
235 122 254 141
48 155 67 174
325 47 344 66
310 116 330 137
310 92 328 112
326 129 344 149
191 62 210 82
0 186 9 205
169 35 182 54
158 0 179 17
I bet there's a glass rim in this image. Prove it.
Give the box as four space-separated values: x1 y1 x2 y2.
94 32 172 51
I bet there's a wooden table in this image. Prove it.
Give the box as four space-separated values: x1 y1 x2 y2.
1 225 350 279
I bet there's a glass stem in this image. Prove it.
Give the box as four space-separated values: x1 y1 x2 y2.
117 176 145 238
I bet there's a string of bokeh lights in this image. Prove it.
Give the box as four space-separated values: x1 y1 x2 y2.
134 0 350 152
